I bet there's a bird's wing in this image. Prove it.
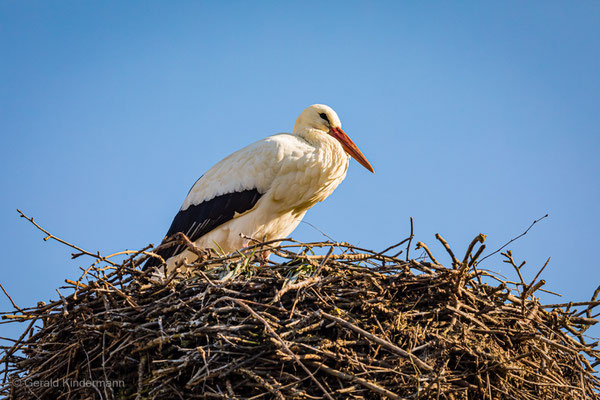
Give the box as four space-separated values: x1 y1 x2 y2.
147 188 263 266
145 134 312 268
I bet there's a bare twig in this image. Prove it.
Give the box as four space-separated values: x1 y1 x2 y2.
462 233 487 266
0 284 22 313
219 297 333 400
435 233 460 268
16 209 118 267
479 214 549 263
319 311 433 371
415 241 441 266
406 217 414 261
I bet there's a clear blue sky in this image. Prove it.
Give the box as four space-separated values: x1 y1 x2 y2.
1 2 599 343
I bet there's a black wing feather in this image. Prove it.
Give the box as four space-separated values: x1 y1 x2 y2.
145 189 262 269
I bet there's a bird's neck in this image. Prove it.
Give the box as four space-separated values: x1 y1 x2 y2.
296 128 344 155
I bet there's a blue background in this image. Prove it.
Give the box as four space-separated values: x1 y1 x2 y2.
1 2 599 343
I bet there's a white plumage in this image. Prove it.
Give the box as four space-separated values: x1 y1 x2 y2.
147 104 373 272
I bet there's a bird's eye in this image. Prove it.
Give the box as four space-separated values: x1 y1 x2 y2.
319 113 330 124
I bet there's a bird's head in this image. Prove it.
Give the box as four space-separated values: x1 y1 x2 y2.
293 104 374 173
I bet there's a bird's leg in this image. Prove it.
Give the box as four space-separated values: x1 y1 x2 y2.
259 250 271 266
257 234 272 266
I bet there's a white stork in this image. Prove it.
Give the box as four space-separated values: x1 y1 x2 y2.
146 104 373 272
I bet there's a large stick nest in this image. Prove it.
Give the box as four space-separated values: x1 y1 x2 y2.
1 223 600 399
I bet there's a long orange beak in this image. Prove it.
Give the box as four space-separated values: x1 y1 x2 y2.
330 127 374 173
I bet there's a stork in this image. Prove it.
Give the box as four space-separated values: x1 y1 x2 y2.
145 104 373 272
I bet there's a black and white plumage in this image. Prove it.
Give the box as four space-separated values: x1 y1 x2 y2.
146 104 373 272
151 189 262 265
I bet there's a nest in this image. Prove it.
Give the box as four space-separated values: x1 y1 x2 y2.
1 214 600 399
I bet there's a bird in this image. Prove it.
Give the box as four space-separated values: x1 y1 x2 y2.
145 104 374 273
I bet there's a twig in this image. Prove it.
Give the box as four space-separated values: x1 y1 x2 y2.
377 238 410 258
273 276 321 304
415 241 441 266
406 217 414 261
541 301 600 309
462 233 486 266
0 284 22 313
479 214 549 263
528 257 551 293
319 311 433 371
218 297 333 400
308 361 402 399
435 233 460 268
16 209 118 267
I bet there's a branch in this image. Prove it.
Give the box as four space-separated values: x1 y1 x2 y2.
479 214 548 264
16 209 117 267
